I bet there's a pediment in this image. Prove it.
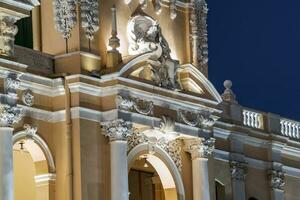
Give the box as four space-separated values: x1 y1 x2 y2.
117 56 222 104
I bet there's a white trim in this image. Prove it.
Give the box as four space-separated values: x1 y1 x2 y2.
34 173 56 184
0 0 34 11
21 105 66 123
13 130 56 173
178 64 223 103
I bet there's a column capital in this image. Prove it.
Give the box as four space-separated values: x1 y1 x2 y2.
269 170 285 191
101 119 133 141
230 161 247 181
0 104 23 127
184 137 215 159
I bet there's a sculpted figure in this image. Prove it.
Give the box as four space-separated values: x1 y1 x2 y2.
127 15 179 89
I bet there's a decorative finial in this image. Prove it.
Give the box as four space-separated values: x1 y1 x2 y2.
106 5 122 68
221 80 237 103
109 5 120 51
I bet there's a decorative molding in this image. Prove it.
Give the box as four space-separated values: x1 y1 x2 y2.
117 95 153 115
230 161 247 181
101 119 133 141
184 137 215 159
22 89 34 106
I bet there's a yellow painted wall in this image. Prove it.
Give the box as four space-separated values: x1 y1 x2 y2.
13 150 36 200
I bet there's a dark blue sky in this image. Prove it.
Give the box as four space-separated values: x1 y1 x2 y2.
208 0 300 120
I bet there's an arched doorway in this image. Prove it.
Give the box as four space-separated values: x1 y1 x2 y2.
128 144 185 200
13 125 55 200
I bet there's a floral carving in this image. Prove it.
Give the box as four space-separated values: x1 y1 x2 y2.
53 0 77 40
101 119 133 141
81 0 100 41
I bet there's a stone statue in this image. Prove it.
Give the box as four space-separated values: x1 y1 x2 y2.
127 14 179 89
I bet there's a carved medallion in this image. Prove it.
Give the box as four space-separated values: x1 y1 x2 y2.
22 89 34 107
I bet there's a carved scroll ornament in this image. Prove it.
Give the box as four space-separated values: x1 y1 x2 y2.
117 95 154 115
178 109 216 128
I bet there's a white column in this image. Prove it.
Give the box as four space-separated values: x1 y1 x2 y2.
184 137 215 200
110 140 129 200
0 72 23 200
270 170 285 200
102 119 133 200
0 127 14 200
230 161 247 200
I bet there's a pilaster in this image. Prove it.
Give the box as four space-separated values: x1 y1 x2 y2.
230 161 247 200
184 137 215 200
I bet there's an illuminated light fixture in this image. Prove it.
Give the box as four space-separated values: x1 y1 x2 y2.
143 157 149 168
19 141 24 150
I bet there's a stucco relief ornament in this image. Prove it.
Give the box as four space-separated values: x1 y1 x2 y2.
80 0 100 40
117 95 153 115
190 0 208 74
230 161 247 181
0 16 18 56
53 0 77 40
0 104 23 127
178 109 217 128
101 119 133 141
269 170 285 190
23 124 38 138
127 15 180 90
22 89 34 107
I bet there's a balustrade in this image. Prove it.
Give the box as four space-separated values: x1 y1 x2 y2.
243 110 263 129
280 119 300 140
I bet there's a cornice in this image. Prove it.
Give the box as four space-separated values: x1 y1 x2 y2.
214 149 300 178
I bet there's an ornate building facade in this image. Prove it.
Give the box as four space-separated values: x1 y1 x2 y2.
0 0 299 200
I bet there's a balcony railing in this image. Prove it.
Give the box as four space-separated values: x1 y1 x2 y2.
243 110 264 129
280 119 300 140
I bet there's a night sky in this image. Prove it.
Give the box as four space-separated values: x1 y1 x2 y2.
207 0 300 120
